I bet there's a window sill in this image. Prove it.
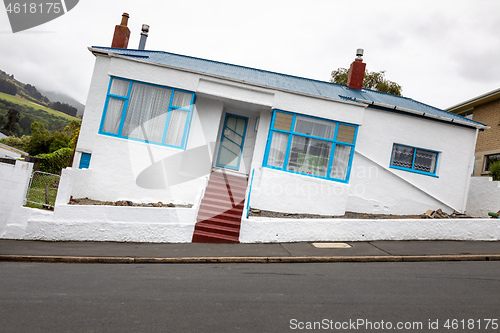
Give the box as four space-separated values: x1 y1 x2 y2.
98 132 186 150
389 165 439 178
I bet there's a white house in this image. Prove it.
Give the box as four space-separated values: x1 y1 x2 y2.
57 13 488 243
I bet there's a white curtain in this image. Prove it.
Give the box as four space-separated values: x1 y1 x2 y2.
165 109 188 147
391 145 415 169
109 79 129 96
267 132 289 168
294 116 335 139
102 98 124 134
414 149 437 173
330 144 351 180
122 83 171 143
172 91 192 108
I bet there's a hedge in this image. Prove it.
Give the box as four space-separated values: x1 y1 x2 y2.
489 161 500 181
37 147 73 174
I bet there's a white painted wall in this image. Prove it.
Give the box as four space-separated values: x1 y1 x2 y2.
0 160 33 238
239 217 500 243
346 108 477 215
249 167 349 215
0 167 197 243
466 177 500 217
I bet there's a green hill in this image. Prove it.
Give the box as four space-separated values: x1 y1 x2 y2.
0 70 80 136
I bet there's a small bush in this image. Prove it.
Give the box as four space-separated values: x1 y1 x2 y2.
489 160 500 181
37 147 73 174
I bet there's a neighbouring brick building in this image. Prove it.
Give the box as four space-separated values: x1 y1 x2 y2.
447 88 500 176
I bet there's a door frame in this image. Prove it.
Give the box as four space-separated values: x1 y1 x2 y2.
215 113 249 171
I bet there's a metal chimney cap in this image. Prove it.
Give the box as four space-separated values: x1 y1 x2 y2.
355 48 364 60
141 24 150 33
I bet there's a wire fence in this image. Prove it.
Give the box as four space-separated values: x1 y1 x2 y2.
25 171 61 209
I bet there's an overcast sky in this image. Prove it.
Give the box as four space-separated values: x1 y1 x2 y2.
1 0 499 110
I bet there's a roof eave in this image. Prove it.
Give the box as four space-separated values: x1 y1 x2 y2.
352 98 488 130
446 87 500 114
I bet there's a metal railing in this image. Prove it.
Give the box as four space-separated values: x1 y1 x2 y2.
25 171 60 209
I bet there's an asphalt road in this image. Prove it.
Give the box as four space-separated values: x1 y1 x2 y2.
1 262 499 332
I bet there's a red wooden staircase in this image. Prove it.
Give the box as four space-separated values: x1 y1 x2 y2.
192 171 248 243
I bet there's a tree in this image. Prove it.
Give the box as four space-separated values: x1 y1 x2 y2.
330 68 402 96
4 108 20 136
0 78 18 95
0 135 30 151
26 122 51 156
49 101 78 117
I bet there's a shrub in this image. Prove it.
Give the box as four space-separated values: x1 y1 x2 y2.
489 160 500 181
37 147 73 174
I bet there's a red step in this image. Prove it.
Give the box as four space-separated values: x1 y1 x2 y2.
194 222 240 238
192 171 248 243
191 230 239 243
200 197 245 210
197 209 243 223
195 216 242 229
210 171 248 184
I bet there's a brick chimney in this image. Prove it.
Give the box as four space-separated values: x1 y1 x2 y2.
111 13 130 49
346 49 366 90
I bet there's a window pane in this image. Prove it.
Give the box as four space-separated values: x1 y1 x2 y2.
267 132 289 168
391 145 415 169
102 98 124 134
287 136 331 177
336 124 356 144
165 109 188 147
331 145 351 180
294 116 335 139
172 91 193 108
109 79 129 96
485 154 500 171
122 83 171 144
414 149 437 173
273 112 293 131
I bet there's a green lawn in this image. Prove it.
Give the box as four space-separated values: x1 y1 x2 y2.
0 91 79 122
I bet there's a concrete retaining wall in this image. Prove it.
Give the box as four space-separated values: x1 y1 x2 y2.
466 177 500 217
0 160 33 238
239 217 500 243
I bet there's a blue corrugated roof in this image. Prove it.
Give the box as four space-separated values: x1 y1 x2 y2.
92 46 485 128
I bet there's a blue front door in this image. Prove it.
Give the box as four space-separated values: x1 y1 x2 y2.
216 114 248 170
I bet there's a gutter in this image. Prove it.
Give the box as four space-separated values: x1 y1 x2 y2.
349 97 489 130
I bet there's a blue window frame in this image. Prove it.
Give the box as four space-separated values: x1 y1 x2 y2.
98 77 195 149
263 110 358 183
79 153 91 169
390 143 439 177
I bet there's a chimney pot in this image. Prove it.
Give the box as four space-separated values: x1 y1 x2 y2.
121 13 129 26
111 12 131 49
347 49 366 90
138 24 150 50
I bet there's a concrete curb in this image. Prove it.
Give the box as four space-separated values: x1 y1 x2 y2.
1 254 500 264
